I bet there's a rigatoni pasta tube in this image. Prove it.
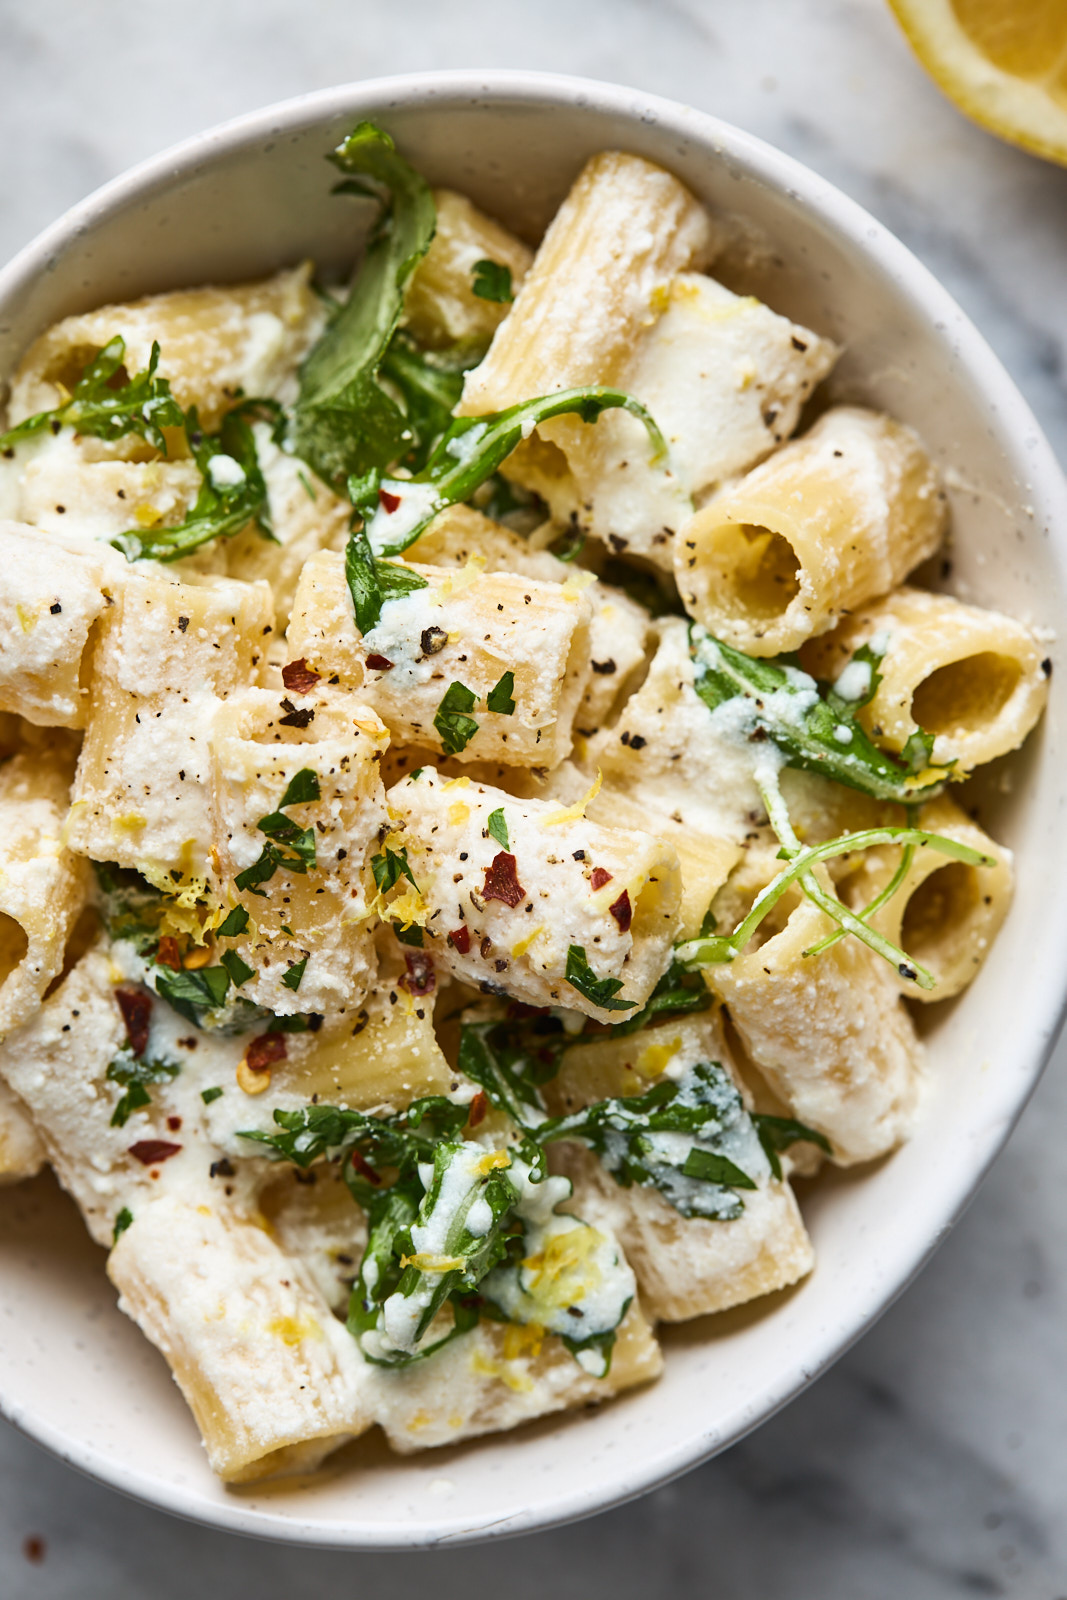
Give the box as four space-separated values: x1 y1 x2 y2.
676 407 947 656
67 571 274 880
286 550 592 769
108 1195 369 1482
0 1077 45 1184
403 189 533 352
8 264 322 432
841 795 1013 1002
801 585 1050 773
545 1014 813 1321
0 522 124 729
385 767 682 1021
708 897 924 1165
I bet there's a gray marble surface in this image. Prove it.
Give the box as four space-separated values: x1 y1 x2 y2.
2 1 1067 1594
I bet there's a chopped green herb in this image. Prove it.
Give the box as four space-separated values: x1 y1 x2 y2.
486 670 516 715
609 958 711 1037
433 680 479 754
344 520 429 634
219 949 255 988
113 1207 134 1244
234 768 321 892
546 522 586 563
106 1048 181 1128
215 905 250 939
281 956 308 992
371 845 417 893
751 1113 832 1180
0 337 185 455
470 259 514 303
153 964 232 1026
278 768 322 809
394 921 425 947
564 943 637 1013
487 808 510 850
201 1087 224 1105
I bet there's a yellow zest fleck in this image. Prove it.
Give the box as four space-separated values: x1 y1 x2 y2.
448 801 470 827
502 1321 544 1361
431 552 486 603
386 885 430 927
544 768 602 827
441 775 471 792
407 1410 433 1432
470 1348 535 1393
267 1313 322 1346
133 503 163 529
401 1252 466 1273
112 812 147 835
196 1205 212 1217
636 1034 683 1079
561 568 596 601
15 602 39 635
237 1060 271 1095
476 1149 511 1176
522 1225 605 1310
648 282 671 317
511 925 545 961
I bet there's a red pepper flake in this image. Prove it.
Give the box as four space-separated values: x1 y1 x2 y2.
482 852 525 908
22 1537 45 1565
282 657 321 694
468 1090 488 1128
378 487 401 514
448 925 471 954
128 1140 182 1166
246 1033 288 1073
349 1147 381 1186
155 936 182 971
115 987 152 1055
167 1115 182 1132
590 866 613 892
609 890 633 933
365 653 395 671
399 949 436 997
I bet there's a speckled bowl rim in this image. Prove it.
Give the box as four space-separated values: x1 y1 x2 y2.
2 69 1066 1550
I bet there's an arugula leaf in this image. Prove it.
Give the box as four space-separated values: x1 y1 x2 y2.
344 520 428 634
219 949 255 987
370 845 417 893
106 1047 181 1128
364 386 667 558
113 1207 134 1244
215 905 250 939
690 628 951 803
239 1094 471 1171
93 862 167 956
291 122 436 489
486 808 510 850
0 337 185 454
538 1061 758 1220
609 957 712 1037
751 1113 832 1180
457 1016 567 1132
470 260 514 303
281 956 308 992
565 943 637 1013
377 333 478 471
486 671 515 715
114 404 272 563
433 680 479 754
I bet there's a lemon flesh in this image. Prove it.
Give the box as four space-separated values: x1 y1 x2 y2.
889 0 1067 166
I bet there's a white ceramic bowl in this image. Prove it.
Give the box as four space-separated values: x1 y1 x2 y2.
1 71 1065 1550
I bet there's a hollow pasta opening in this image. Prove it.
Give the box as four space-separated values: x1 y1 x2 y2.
910 652 1021 738
900 861 982 971
0 913 28 988
700 522 800 621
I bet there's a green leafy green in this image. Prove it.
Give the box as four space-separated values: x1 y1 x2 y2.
609 958 712 1037
219 949 255 987
239 1094 470 1171
281 956 308 992
751 1113 832 1180
201 1086 224 1105
433 680 479 754
486 670 516 715
486 808 510 850
93 862 167 956
113 1207 134 1244
456 1016 566 1134
370 845 417 893
234 768 321 893
0 337 185 454
363 387 667 558
215 905 250 939
690 628 951 803
291 121 436 489
113 404 273 563
565 943 637 1013
470 259 514 303
278 769 322 808
153 964 232 1026
106 1047 181 1128
344 519 429 634
377 333 479 471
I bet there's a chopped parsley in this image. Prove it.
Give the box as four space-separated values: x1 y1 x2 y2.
486 808 510 850
201 1087 224 1105
281 956 308 992
564 943 638 1012
370 845 417 893
470 259 514 303
234 768 321 892
105 1048 181 1128
112 1207 134 1244
219 949 255 987
486 670 516 715
215 905 250 938
433 680 479 755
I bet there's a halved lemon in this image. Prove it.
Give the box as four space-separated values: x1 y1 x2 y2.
888 0 1067 166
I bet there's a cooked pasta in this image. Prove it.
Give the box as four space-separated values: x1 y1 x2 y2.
0 121 1044 1483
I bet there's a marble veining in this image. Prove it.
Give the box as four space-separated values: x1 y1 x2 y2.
2 1 1067 1594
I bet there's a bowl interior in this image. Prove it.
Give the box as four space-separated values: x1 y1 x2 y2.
1 73 1065 1549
